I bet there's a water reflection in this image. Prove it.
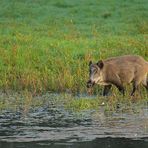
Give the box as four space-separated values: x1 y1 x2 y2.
0 97 148 148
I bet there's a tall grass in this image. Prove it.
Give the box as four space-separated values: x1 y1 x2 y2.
0 0 147 95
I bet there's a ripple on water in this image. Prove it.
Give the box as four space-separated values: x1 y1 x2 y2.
0 102 148 144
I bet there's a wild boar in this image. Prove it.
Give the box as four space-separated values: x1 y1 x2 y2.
87 55 148 96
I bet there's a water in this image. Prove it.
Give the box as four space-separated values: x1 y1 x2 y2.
1 137 148 148
0 96 148 148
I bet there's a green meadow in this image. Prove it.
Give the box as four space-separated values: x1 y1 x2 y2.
0 0 148 100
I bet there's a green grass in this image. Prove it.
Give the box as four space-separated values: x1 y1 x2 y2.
65 93 148 112
0 0 148 96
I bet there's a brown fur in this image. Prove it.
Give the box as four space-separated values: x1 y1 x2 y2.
87 55 148 96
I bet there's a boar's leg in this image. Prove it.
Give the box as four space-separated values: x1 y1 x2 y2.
143 83 148 91
113 82 125 96
117 85 125 96
142 76 148 91
111 80 125 96
103 85 112 96
131 81 140 96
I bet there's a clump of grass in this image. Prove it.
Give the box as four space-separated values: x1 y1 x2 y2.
65 97 101 111
53 1 75 8
101 12 112 19
65 94 148 113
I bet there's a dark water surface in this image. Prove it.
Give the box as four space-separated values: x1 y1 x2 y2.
0 97 148 148
0 137 148 148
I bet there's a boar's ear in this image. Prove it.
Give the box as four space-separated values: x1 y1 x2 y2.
89 61 92 66
97 60 104 69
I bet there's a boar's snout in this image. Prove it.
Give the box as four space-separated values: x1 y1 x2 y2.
87 80 95 88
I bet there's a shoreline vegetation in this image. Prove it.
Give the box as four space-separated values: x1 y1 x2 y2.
0 0 148 111
0 91 147 112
